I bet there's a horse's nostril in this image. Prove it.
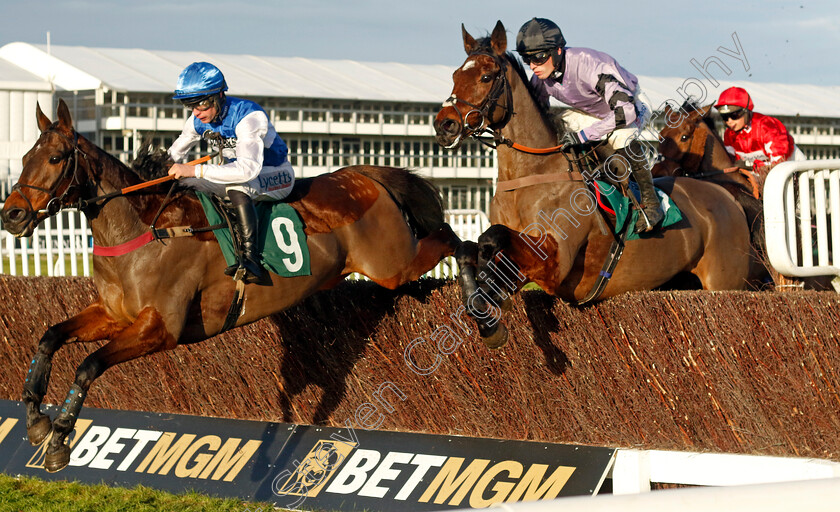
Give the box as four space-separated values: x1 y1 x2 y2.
1 207 28 228
440 119 458 135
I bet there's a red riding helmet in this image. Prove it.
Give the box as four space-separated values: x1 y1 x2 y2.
715 87 754 114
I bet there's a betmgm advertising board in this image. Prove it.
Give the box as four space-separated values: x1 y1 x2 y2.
0 400 615 510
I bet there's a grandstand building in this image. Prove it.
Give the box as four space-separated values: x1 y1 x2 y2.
2 41 840 211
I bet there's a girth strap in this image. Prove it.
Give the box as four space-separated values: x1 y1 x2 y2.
92 223 224 257
575 211 635 306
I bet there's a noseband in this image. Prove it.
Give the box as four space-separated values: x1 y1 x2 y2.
442 52 514 141
12 129 90 216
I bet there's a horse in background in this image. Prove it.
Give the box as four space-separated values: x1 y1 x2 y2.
434 21 751 348
0 99 460 472
652 101 773 288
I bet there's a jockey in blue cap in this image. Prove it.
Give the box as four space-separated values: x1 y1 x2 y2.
168 62 295 284
516 18 663 233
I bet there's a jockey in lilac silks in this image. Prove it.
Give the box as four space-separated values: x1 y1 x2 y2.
516 17 663 233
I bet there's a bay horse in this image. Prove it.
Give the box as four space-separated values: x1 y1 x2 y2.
1 99 460 472
652 101 770 286
433 21 751 347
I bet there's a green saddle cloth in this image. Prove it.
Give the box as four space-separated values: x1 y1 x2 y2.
196 192 311 277
594 180 683 241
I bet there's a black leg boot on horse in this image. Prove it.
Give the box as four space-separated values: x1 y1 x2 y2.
223 189 265 284
618 141 664 233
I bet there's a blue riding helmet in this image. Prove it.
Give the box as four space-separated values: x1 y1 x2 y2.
172 62 228 100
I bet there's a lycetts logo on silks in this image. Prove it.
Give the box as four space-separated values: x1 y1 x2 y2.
258 171 293 192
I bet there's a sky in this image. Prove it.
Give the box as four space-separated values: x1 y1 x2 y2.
2 0 839 86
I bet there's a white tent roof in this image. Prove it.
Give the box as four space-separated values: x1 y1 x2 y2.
2 41 839 117
0 54 52 91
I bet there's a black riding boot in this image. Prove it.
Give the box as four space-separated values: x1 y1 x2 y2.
618 144 664 233
224 190 264 284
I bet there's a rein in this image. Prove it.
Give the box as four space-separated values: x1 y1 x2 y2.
486 131 565 154
15 128 221 256
90 154 220 256
450 51 566 156
79 154 213 209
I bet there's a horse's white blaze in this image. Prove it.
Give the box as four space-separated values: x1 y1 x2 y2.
460 60 476 71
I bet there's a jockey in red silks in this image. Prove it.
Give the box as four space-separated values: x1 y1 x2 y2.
715 87 805 187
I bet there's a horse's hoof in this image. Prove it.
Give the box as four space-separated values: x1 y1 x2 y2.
27 415 52 446
481 325 508 349
44 445 71 473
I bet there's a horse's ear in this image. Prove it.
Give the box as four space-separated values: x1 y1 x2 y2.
462 23 478 55
663 103 673 117
698 103 714 118
56 98 73 132
490 20 507 55
35 102 51 133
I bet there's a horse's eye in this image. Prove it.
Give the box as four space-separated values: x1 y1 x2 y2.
680 135 689 142
481 74 493 83
49 155 62 165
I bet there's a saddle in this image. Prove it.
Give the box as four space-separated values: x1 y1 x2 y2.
196 192 312 277
593 180 683 241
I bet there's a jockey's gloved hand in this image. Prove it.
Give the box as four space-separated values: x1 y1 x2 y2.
560 130 585 149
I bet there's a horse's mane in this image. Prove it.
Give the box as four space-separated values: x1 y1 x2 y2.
680 99 718 133
471 37 562 137
130 142 173 181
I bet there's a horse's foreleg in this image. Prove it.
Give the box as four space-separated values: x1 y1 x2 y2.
456 241 505 347
23 302 123 446
476 225 529 310
470 225 532 348
455 241 480 305
44 306 176 473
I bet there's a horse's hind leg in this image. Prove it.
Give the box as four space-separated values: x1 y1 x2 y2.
363 223 460 288
23 302 123 446
44 306 175 472
400 223 461 282
693 223 751 291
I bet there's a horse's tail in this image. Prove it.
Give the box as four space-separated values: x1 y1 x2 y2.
353 166 445 239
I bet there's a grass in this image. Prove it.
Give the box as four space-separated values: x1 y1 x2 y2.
0 473 278 512
0 254 92 276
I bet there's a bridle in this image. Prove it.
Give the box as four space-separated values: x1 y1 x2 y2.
440 51 514 148
661 117 718 179
12 128 91 216
660 116 761 198
440 51 570 156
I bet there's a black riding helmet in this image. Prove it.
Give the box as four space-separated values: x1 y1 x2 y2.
516 18 566 73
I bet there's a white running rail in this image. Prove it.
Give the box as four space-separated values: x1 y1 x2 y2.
763 159 840 286
0 208 92 277
0 207 491 279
